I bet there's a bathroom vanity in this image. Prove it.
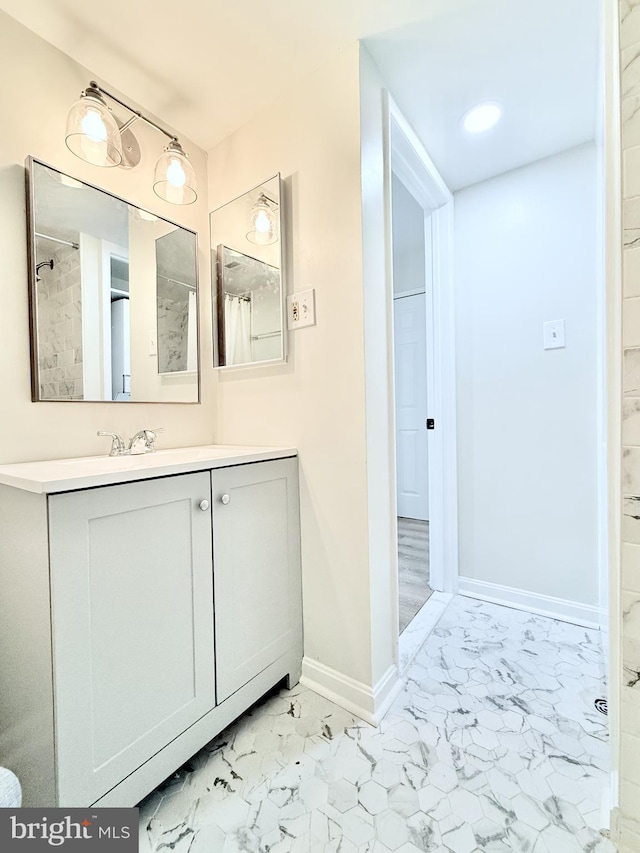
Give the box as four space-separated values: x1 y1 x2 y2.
0 445 302 808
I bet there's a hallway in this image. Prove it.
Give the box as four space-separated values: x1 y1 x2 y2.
139 597 613 853
398 517 432 633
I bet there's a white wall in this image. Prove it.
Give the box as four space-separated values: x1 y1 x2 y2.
207 44 397 708
0 11 214 463
391 174 425 296
455 143 600 609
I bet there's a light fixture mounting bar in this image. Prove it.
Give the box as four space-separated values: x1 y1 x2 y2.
89 80 177 142
259 192 278 207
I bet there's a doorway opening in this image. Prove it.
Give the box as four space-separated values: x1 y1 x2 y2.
392 174 433 633
388 103 459 657
372 0 612 826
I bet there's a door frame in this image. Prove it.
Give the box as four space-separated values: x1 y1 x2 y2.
602 0 622 821
388 95 458 596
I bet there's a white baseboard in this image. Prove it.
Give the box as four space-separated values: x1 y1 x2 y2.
600 774 613 832
458 577 601 629
399 591 453 673
300 659 403 726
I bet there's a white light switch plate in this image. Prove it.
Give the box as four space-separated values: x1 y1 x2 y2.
287 289 316 330
543 319 565 350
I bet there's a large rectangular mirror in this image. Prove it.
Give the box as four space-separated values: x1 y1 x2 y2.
27 158 200 403
210 175 285 368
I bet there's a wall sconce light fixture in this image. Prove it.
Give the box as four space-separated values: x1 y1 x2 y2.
65 81 197 205
246 193 278 245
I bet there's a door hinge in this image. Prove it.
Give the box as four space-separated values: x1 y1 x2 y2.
426 418 435 430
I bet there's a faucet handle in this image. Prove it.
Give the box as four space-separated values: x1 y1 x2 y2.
127 428 163 455
97 431 126 457
145 428 164 451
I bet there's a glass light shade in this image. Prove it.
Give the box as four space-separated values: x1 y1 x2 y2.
65 90 123 167
153 141 197 205
246 195 278 245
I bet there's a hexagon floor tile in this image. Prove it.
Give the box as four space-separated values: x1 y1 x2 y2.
138 596 616 852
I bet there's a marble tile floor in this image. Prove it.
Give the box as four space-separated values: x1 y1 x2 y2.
139 596 615 853
399 518 432 633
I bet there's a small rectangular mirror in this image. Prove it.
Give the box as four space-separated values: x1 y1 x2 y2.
210 175 285 368
27 158 200 403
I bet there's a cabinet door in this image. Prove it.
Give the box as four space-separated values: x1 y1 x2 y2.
48 472 214 806
212 459 301 702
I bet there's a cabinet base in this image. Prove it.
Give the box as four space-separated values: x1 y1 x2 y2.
285 663 302 690
92 650 302 808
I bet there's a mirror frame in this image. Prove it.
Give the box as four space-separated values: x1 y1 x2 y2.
25 156 201 404
212 174 287 370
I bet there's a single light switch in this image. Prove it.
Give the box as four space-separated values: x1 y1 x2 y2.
287 289 316 330
543 319 565 350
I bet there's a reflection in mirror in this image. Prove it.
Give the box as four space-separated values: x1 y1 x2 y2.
210 175 285 368
156 229 198 374
28 159 199 403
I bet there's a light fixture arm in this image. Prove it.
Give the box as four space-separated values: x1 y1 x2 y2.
87 80 178 143
257 192 278 209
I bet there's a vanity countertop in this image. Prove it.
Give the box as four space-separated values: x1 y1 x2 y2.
0 445 298 494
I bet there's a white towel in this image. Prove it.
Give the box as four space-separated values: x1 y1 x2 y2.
0 767 22 807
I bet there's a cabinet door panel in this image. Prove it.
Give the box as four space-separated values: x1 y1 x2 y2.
48 472 214 805
213 459 301 702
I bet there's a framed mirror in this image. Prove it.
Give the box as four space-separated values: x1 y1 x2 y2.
210 175 285 368
26 158 200 403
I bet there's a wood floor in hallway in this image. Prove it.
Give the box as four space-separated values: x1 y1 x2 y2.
398 516 432 633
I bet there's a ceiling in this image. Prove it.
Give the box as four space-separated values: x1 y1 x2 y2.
365 0 601 190
0 0 444 151
1 0 600 190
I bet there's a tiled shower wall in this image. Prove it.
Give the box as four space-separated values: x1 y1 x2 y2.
157 278 190 373
35 241 83 400
620 2 640 849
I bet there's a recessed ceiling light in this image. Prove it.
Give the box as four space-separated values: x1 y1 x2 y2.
462 102 502 133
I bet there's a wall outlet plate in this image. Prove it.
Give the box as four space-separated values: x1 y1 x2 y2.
287 289 316 330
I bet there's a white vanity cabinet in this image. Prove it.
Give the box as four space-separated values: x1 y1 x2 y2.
48 472 216 806
213 461 301 701
0 447 301 809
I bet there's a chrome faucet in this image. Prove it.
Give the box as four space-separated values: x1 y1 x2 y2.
127 429 162 455
97 431 126 457
98 428 163 457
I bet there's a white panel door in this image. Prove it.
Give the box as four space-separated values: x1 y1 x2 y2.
394 292 429 520
212 459 301 702
48 472 215 806
111 298 130 400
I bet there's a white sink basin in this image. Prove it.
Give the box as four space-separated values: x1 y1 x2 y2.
59 447 240 469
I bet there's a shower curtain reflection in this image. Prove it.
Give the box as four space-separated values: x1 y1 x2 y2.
224 293 252 365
